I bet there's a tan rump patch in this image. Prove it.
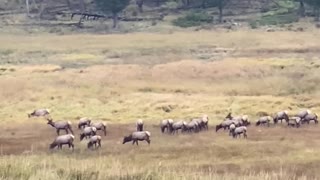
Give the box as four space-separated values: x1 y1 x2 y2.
145 131 151 137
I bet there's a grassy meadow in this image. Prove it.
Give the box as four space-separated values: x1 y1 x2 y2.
1 30 320 179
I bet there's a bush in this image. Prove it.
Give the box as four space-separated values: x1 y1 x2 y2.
173 12 213 28
249 21 258 29
124 4 139 17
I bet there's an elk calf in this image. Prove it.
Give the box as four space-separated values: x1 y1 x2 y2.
288 117 301 128
87 135 102 149
80 127 97 141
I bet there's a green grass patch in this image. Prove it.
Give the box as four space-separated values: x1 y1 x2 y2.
0 49 15 56
250 13 299 28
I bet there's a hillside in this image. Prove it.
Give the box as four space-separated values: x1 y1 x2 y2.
0 0 319 34
1 0 320 180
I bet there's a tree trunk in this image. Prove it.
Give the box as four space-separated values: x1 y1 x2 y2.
316 7 320 22
299 0 305 17
181 0 190 7
137 0 144 13
218 4 223 23
112 12 118 28
79 0 85 13
31 0 38 9
65 0 72 10
38 0 47 19
202 0 206 9
26 0 30 17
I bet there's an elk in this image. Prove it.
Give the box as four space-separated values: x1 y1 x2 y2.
123 131 151 145
47 118 74 135
49 134 75 150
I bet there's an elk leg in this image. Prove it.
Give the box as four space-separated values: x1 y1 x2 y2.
56 129 60 135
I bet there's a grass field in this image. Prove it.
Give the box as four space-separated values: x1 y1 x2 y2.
1 30 320 179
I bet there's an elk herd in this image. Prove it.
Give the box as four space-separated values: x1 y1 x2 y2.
27 108 318 151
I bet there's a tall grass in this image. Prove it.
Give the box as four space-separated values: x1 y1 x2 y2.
1 125 320 180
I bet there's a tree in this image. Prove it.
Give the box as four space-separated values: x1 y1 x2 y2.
136 0 144 13
305 0 320 21
216 0 229 23
79 0 86 13
298 0 305 17
201 0 230 23
95 0 130 28
26 0 30 17
181 0 191 7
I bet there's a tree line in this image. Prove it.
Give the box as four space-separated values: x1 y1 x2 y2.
21 0 320 28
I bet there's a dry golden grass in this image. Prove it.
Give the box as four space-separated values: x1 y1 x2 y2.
1 30 320 66
1 29 320 179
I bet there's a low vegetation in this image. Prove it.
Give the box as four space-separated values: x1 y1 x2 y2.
173 11 213 27
1 124 320 180
250 13 299 28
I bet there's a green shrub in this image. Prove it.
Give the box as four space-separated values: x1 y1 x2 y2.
249 21 258 29
0 49 14 56
124 4 139 17
173 12 213 28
